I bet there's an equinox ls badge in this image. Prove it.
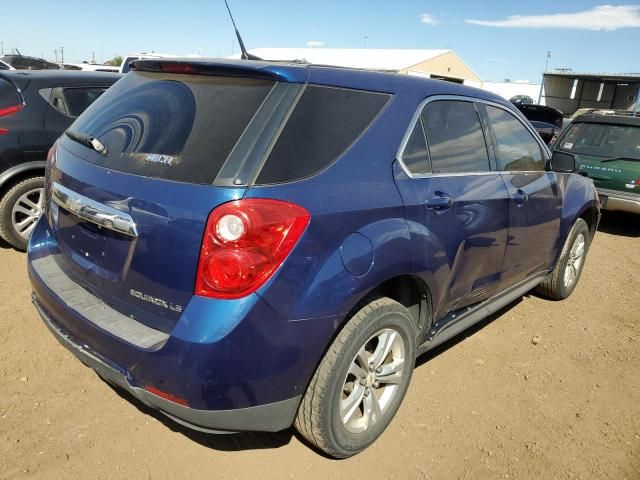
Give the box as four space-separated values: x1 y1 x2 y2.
130 289 183 313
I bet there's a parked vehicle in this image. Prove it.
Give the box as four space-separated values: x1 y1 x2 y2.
553 112 640 214
28 58 599 458
509 94 534 106
61 63 120 73
0 70 120 249
514 103 564 144
0 54 60 70
119 52 178 73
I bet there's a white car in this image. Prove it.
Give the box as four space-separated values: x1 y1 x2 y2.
119 52 179 73
61 63 119 73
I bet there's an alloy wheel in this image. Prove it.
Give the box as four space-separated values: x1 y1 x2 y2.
11 187 44 239
340 328 406 434
564 233 585 288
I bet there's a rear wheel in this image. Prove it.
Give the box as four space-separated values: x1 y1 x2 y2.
0 176 45 251
294 297 416 458
536 218 590 300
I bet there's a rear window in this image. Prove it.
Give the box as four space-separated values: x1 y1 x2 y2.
255 86 390 184
68 72 275 184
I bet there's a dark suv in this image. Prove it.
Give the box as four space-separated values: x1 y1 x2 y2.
0 70 120 249
28 59 599 458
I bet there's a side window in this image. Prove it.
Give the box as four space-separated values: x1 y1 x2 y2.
422 100 490 173
401 118 430 175
62 87 108 117
256 86 389 184
485 105 545 171
47 87 108 118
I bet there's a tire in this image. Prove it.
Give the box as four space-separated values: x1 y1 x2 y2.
535 218 590 300
0 176 45 251
294 297 417 458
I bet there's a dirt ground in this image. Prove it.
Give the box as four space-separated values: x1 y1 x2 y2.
0 211 638 480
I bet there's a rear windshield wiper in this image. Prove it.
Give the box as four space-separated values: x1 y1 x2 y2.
601 156 640 163
65 129 108 155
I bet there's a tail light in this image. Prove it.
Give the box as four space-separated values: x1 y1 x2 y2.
635 177 640 187
0 103 24 135
195 199 310 299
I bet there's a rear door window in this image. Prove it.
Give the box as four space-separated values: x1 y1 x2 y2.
255 85 390 184
484 105 545 171
45 87 108 118
68 72 275 184
422 100 490 173
400 119 430 175
61 87 108 117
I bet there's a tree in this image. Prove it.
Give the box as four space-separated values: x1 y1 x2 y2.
105 56 123 66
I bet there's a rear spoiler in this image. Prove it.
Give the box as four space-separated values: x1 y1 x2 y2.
129 59 303 83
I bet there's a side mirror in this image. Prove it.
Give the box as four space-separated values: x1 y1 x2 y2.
549 151 577 173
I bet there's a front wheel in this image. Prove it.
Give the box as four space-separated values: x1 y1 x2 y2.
294 297 416 458
536 218 591 300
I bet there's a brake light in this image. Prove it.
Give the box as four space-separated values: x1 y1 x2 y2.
0 104 24 135
636 177 640 187
195 199 310 299
0 103 23 117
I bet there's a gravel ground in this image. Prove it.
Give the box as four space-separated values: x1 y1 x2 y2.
0 211 638 480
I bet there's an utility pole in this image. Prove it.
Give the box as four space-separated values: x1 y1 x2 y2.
92 51 95 63
363 36 368 48
0 42 3 56
537 50 551 104
59 46 64 63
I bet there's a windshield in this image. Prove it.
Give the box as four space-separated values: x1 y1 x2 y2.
557 122 640 159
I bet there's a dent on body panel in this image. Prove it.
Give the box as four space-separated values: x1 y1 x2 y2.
445 176 509 304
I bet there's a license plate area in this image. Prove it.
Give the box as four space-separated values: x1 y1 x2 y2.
55 208 134 282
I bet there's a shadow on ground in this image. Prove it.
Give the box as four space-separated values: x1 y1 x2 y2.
597 211 640 238
101 298 523 456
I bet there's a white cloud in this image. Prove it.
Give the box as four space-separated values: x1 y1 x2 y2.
465 5 640 31
306 41 325 48
420 13 439 25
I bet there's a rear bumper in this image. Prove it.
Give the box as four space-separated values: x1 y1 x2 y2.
597 188 640 214
33 297 300 433
28 217 339 433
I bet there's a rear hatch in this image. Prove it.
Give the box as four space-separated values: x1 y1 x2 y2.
46 67 294 332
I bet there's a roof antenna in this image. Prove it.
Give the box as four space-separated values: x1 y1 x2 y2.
224 0 262 60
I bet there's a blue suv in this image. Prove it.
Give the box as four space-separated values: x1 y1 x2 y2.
28 59 599 457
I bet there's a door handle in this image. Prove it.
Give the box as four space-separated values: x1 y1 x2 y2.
425 195 453 210
512 190 529 204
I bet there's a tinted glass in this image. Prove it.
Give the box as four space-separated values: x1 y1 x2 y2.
62 87 107 117
422 100 490 173
485 105 544 171
557 122 640 159
0 62 9 71
256 85 389 184
69 72 274 184
402 119 430 175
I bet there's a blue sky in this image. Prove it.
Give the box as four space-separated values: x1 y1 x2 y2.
2 1 639 81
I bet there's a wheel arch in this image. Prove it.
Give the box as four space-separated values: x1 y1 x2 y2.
343 273 434 342
0 161 46 197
